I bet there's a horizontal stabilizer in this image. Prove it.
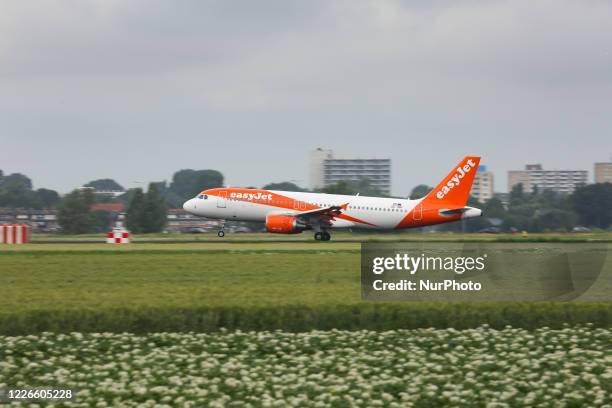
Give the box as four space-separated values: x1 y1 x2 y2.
439 206 483 219
438 208 470 216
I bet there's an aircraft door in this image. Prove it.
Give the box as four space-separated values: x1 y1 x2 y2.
217 191 227 208
412 203 423 221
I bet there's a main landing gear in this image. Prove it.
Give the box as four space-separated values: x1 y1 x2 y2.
314 231 331 241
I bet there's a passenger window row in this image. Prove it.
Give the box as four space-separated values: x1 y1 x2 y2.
220 196 406 212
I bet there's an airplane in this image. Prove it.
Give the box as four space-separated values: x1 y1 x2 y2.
182 156 483 241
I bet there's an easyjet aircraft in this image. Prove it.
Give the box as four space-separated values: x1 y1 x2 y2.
183 156 483 241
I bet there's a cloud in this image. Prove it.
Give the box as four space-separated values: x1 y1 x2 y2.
175 0 612 111
1 0 611 194
2 0 611 109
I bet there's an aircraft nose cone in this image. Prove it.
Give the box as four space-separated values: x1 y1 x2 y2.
183 198 193 212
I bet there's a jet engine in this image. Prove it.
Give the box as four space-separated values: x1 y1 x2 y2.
265 214 307 234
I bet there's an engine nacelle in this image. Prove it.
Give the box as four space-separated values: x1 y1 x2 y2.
265 214 306 234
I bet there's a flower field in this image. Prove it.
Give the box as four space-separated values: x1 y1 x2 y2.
1 326 610 407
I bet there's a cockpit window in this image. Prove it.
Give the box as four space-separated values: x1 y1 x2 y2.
198 194 208 200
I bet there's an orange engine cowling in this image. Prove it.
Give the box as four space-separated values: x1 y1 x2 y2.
265 214 307 234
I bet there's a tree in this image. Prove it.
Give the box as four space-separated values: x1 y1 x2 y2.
125 184 167 233
509 183 526 206
84 178 124 191
34 188 61 208
0 173 34 208
502 213 531 232
536 209 577 232
2 173 32 190
126 188 146 233
141 183 167 233
499 183 586 232
117 188 140 206
318 178 383 196
148 180 183 209
571 183 612 229
409 185 432 199
482 197 506 219
318 180 354 195
0 172 60 209
262 182 305 192
91 210 113 232
57 189 96 234
354 178 385 196
169 169 224 200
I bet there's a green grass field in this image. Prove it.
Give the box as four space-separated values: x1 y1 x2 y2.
29 230 612 243
1 239 611 406
0 243 360 311
1 239 611 334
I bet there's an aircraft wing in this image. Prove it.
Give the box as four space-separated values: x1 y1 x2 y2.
290 203 349 224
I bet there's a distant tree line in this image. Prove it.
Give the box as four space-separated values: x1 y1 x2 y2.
265 179 612 231
84 178 124 192
55 169 223 234
0 167 223 234
57 189 109 234
2 166 611 233
408 182 612 232
0 170 60 209
56 184 168 235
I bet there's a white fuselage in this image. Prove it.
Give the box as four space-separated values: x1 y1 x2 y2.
183 189 480 231
182 156 484 234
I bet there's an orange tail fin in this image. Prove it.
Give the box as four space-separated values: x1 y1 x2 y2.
425 156 481 208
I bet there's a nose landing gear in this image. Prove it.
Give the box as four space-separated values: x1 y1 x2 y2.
217 220 226 238
314 231 331 241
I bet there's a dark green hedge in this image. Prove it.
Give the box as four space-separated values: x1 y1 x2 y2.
0 303 610 335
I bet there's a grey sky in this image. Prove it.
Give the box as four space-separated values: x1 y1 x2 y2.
1 0 611 197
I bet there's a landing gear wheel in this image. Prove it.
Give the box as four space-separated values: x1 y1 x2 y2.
322 232 331 241
314 232 323 241
217 230 225 238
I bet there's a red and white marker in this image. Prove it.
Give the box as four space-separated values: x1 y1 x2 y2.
106 227 130 244
0 224 29 244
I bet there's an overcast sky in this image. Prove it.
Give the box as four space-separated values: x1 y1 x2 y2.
1 0 611 197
